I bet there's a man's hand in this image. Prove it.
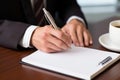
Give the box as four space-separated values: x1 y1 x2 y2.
62 19 92 47
31 25 72 53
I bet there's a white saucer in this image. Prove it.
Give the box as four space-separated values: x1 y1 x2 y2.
99 33 120 52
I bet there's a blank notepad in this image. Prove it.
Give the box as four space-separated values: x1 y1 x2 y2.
21 46 120 80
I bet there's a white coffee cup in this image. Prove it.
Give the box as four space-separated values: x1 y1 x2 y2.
109 20 120 46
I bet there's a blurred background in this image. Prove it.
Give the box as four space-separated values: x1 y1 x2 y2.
77 0 120 23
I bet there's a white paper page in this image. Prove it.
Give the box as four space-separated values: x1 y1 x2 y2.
22 46 120 80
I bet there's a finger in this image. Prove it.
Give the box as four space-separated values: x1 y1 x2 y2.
83 30 89 46
61 27 69 35
83 30 93 46
41 47 58 53
87 31 93 45
69 26 80 46
76 26 84 47
50 29 71 48
47 35 68 50
36 40 63 53
45 42 63 52
61 26 72 44
33 40 57 53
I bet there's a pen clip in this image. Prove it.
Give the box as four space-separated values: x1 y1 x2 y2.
98 56 112 65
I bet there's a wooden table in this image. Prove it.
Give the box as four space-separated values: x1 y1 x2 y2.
1 16 120 80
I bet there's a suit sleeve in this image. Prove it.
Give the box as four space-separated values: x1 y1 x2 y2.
0 20 30 49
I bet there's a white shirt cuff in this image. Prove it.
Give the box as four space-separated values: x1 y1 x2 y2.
66 16 86 25
19 25 38 48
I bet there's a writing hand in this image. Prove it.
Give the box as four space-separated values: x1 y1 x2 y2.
31 25 72 53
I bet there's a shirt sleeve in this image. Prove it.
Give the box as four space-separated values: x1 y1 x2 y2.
19 25 38 48
66 15 86 26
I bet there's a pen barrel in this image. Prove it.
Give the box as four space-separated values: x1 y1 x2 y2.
43 8 59 29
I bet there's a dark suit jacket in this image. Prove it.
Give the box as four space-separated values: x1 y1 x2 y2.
0 0 87 49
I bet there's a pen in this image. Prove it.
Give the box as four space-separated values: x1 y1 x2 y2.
43 8 58 29
98 56 112 65
43 8 71 48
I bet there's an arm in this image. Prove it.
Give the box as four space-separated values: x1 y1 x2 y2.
0 20 30 49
